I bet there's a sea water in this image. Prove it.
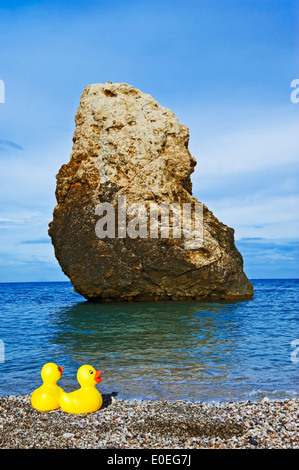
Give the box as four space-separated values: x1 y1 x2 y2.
0 279 298 401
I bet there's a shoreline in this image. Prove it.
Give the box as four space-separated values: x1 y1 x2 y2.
0 394 298 449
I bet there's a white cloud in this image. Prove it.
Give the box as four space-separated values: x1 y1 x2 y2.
190 114 298 178
205 194 299 240
184 106 299 241
0 137 72 209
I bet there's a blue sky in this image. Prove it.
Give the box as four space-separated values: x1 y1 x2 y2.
0 0 298 281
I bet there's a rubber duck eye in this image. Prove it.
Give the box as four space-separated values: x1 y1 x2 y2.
89 370 93 374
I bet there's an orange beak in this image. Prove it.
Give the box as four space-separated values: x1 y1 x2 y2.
58 366 63 376
94 370 102 383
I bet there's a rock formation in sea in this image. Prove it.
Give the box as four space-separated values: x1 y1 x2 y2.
48 82 254 301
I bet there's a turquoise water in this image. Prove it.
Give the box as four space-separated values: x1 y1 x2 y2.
0 279 298 401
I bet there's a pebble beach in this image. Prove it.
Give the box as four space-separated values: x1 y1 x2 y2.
0 394 298 449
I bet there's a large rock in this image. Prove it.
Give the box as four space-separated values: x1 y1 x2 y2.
49 82 254 301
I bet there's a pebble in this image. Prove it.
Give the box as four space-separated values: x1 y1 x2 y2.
0 394 298 449
248 438 258 446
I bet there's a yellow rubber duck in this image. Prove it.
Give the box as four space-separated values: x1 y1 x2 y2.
59 365 103 414
31 362 64 411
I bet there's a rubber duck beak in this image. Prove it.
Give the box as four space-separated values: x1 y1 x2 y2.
94 370 102 383
58 366 63 376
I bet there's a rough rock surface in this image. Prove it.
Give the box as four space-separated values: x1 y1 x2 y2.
49 82 254 301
